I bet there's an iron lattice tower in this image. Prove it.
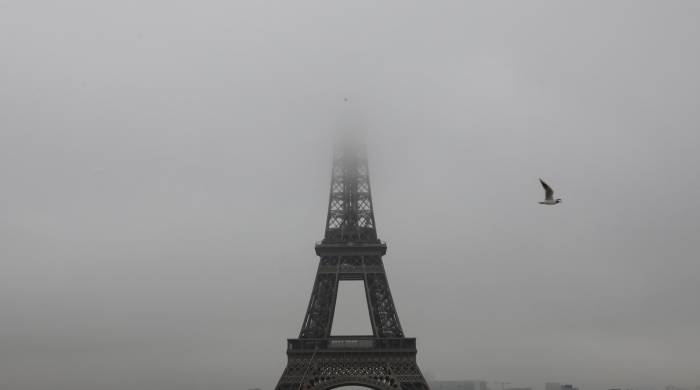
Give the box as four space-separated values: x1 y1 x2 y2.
275 142 430 390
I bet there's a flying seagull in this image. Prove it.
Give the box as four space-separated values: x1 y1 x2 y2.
539 178 562 205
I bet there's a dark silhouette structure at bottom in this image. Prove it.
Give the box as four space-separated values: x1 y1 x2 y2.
275 142 430 390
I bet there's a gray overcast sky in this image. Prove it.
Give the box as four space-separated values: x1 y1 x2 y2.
1 1 699 390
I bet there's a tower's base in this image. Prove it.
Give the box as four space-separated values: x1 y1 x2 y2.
276 337 430 390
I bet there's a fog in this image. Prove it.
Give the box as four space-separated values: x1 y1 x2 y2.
1 2 699 390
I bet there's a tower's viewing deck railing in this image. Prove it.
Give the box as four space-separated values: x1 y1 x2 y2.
287 337 416 353
314 241 387 256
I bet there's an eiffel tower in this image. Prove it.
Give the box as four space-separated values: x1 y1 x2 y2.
275 141 430 390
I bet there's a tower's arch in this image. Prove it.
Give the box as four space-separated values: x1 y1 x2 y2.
314 382 394 390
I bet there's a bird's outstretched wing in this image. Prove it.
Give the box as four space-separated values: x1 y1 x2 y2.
539 178 554 200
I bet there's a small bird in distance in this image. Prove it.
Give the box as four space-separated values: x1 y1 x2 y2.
539 178 562 205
